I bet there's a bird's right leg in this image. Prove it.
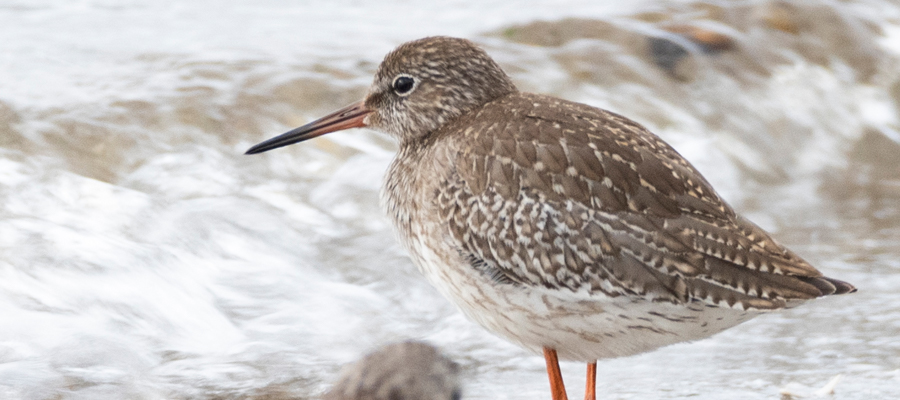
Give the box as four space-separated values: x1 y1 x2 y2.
585 361 596 400
543 347 569 400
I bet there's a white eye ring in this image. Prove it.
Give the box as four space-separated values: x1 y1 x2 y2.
392 75 416 96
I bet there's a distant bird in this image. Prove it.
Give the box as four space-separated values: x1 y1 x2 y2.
247 37 855 400
323 341 461 400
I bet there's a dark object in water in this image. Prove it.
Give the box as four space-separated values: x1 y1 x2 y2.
323 341 461 400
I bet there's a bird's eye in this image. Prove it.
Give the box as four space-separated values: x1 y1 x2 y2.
392 75 416 95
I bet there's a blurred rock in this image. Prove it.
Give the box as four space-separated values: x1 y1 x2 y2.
496 18 623 47
490 0 884 82
663 25 735 53
822 126 900 231
840 126 900 198
850 127 900 169
647 36 691 77
0 101 25 151
648 25 735 79
323 341 461 400
758 1 800 34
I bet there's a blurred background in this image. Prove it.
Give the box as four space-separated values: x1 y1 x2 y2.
1 0 898 399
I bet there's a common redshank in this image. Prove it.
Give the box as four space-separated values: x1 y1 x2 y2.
246 37 855 400
324 341 461 400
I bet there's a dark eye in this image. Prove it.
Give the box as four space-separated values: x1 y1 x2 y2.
392 76 415 95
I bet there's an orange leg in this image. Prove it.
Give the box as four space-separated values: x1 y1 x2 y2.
585 361 596 400
543 347 569 400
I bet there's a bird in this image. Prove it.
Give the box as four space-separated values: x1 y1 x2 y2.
323 341 462 400
246 36 856 400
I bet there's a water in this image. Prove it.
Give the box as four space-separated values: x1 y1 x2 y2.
1 0 898 399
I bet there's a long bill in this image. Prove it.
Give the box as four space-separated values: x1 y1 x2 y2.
245 100 371 154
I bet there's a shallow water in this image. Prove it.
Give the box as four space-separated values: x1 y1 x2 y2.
1 0 899 399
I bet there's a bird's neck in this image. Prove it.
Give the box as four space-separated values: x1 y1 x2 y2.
381 143 427 245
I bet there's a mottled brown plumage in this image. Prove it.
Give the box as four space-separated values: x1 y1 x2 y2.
247 36 855 400
429 92 850 310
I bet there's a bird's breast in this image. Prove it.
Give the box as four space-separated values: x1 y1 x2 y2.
380 143 450 257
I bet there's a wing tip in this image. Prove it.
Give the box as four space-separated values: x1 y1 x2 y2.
803 276 857 296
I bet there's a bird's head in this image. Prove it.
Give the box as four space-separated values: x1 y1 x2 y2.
246 36 516 154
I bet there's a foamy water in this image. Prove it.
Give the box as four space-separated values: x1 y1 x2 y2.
1 0 899 399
